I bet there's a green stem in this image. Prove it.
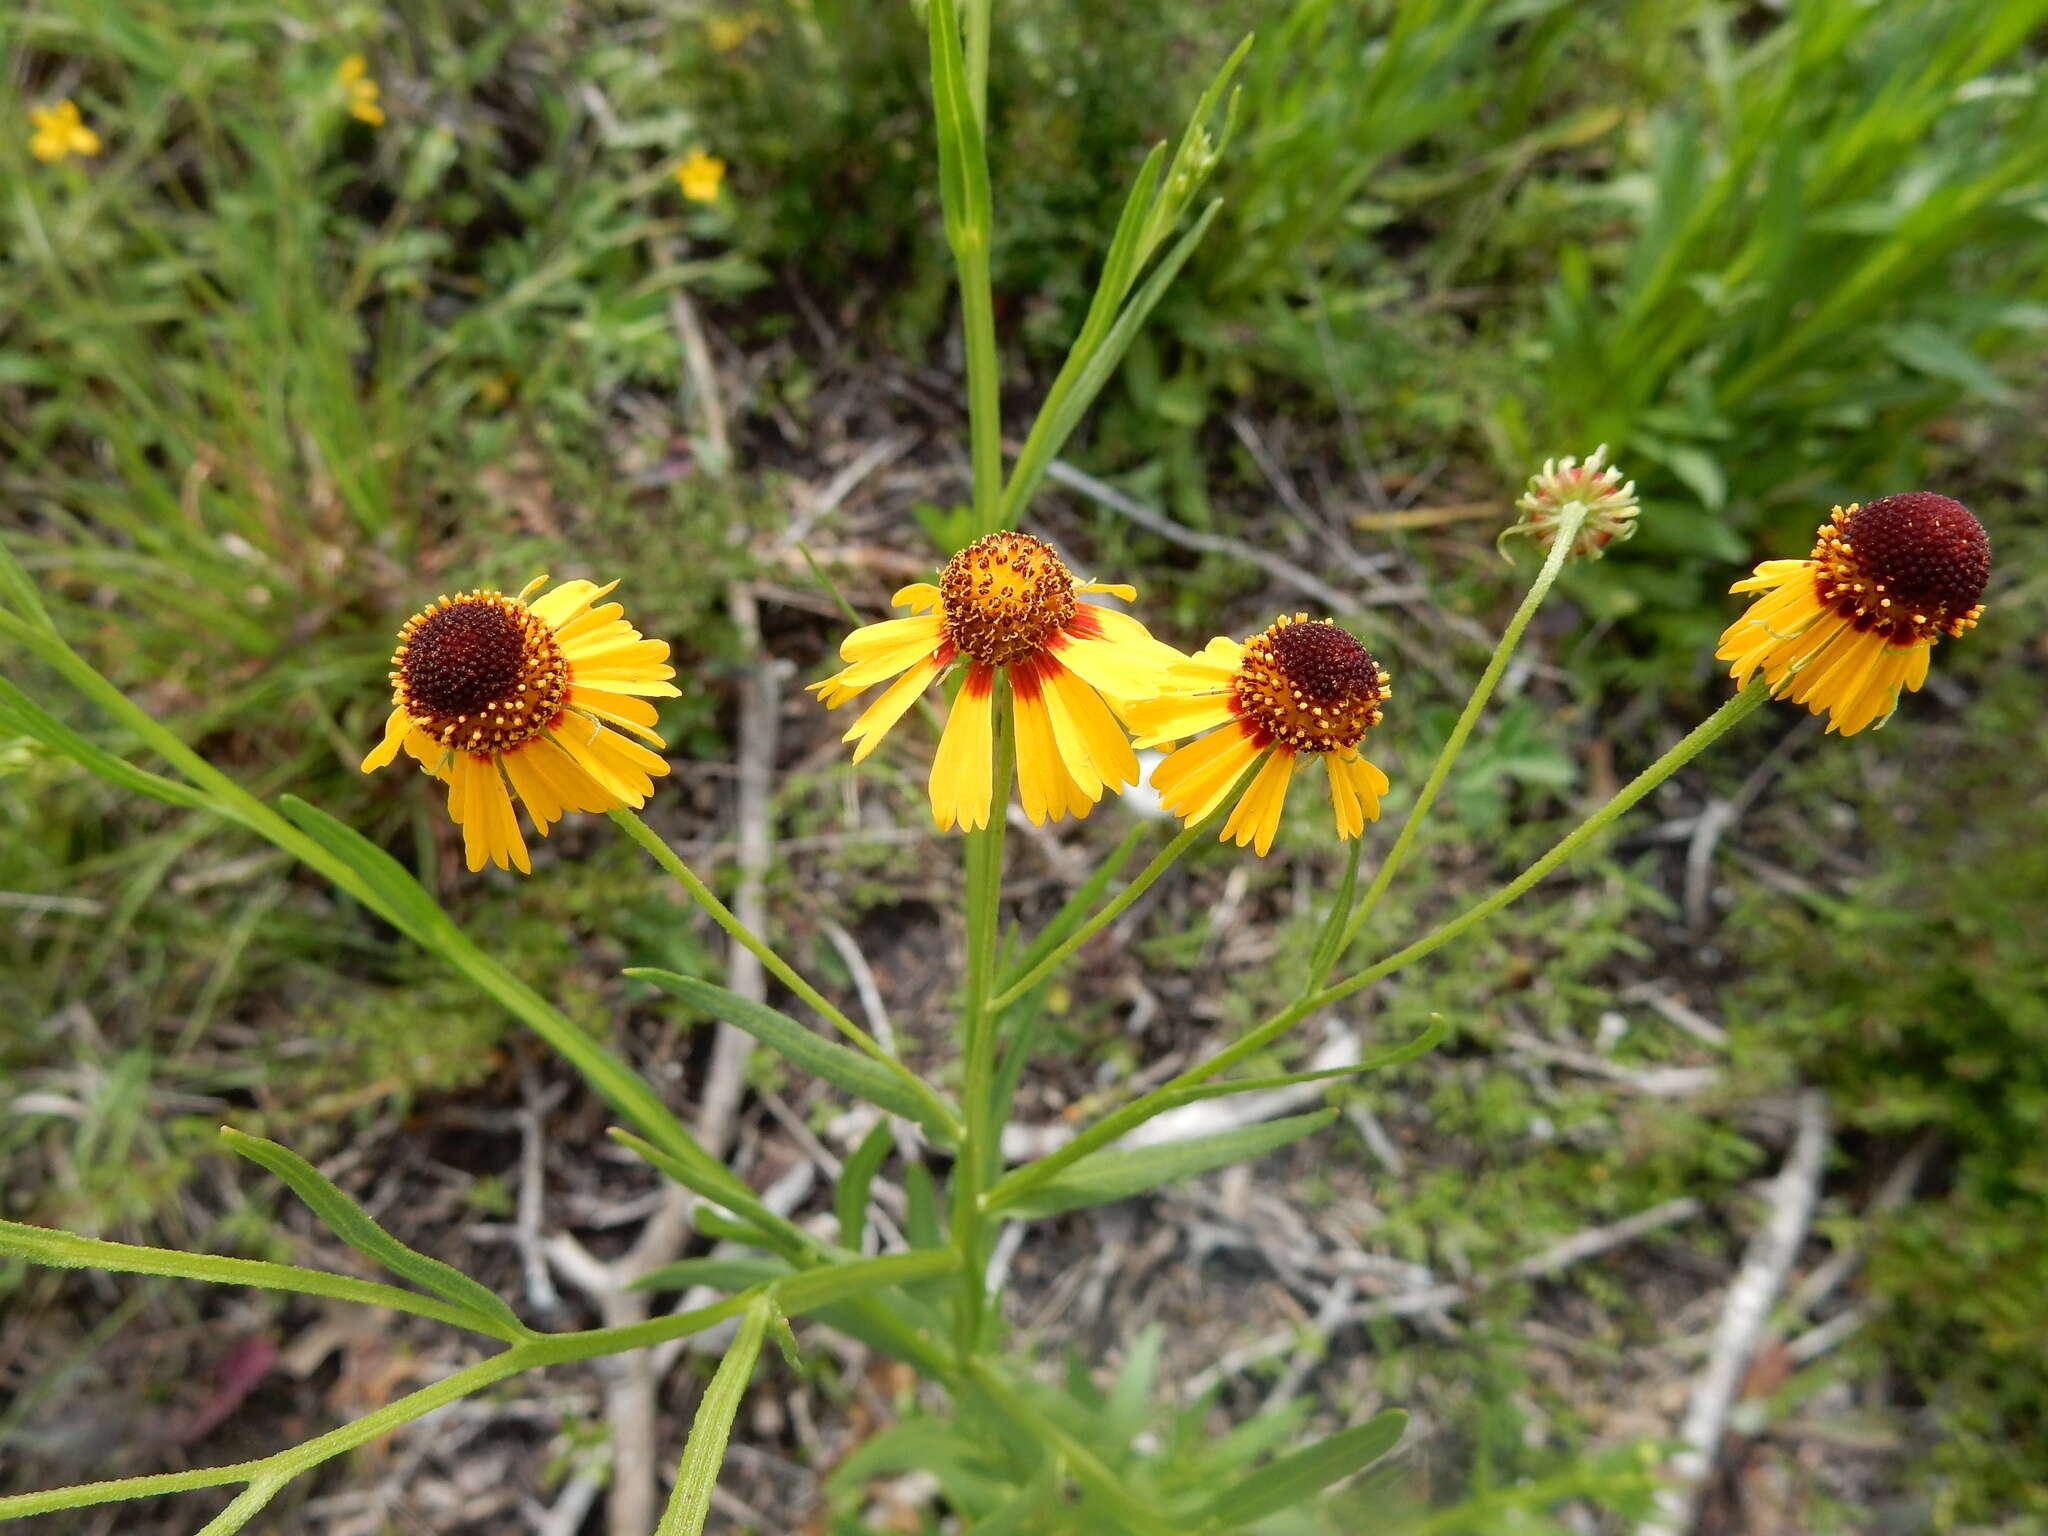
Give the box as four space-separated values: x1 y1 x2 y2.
962 0 992 128
607 807 962 1141
1325 500 1590 979
0 1295 758 1523
987 683 1768 1214
965 1361 1177 1536
16 625 707 1167
952 693 1015 1359
989 807 1216 1012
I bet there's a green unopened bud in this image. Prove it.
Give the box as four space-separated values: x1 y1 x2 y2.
1499 445 1639 562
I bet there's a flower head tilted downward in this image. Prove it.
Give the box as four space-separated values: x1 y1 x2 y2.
362 577 679 872
1716 493 1989 736
1128 615 1392 856
810 532 1183 831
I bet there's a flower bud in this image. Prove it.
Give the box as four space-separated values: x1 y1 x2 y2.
1500 445 1639 561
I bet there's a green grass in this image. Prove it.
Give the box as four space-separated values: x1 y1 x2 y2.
6 0 2048 1527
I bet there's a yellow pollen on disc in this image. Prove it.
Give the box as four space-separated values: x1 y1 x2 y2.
1808 498 1988 643
390 590 570 755
938 531 1078 667
1231 615 1390 754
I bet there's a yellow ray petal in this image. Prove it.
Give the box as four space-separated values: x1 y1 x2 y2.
501 742 565 835
1126 692 1240 750
1223 747 1296 857
1053 630 1180 704
530 578 619 628
1150 724 1265 825
930 666 996 832
553 718 670 807
1044 660 1138 795
892 582 942 613
845 652 947 764
361 706 411 772
1729 559 1815 594
839 614 947 665
1325 750 1388 840
566 685 665 744
530 735 614 813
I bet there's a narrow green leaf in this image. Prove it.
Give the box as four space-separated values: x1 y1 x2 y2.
632 1257 790 1294
278 794 456 944
1002 201 1221 525
655 1297 774 1536
0 678 213 813
0 535 54 629
904 1158 944 1249
0 1218 497 1336
611 1129 818 1263
221 1128 531 1340
778 1250 956 1314
1202 1410 1408 1528
690 1207 807 1259
836 1118 894 1250
628 969 954 1140
1002 1111 1336 1219
1165 1015 1452 1108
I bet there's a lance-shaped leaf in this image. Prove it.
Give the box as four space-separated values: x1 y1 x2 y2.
221 1128 531 1340
1001 1110 1336 1219
611 1129 817 1263
1201 1410 1408 1528
655 1296 774 1536
0 678 212 813
279 795 459 945
629 969 956 1141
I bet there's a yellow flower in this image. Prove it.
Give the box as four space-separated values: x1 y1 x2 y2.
338 54 385 126
1128 615 1392 857
29 100 101 163
675 148 726 203
362 576 679 873
1716 493 1989 736
705 15 770 52
810 532 1183 832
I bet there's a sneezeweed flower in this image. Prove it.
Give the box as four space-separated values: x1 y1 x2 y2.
1717 493 1989 736
1499 444 1639 561
675 148 726 202
362 577 678 872
337 56 385 127
1130 616 1392 857
29 100 101 163
810 532 1183 831
705 14 770 51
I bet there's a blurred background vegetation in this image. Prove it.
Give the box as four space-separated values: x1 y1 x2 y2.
3 0 2045 1529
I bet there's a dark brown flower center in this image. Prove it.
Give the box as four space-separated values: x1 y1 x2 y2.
391 592 569 755
939 532 1077 668
1233 616 1389 753
1810 493 1989 642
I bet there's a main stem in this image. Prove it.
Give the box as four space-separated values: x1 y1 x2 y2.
952 694 1014 1360
988 812 1207 1011
1321 501 1590 984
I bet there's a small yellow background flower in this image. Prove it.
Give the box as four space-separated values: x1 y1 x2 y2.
339 55 385 126
30 100 101 163
676 148 727 202
705 15 770 52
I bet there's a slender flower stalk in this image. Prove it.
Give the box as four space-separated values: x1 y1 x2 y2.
952 695 1015 1358
1324 497 1589 979
985 681 1768 1215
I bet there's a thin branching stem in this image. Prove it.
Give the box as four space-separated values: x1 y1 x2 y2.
1320 500 1591 984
